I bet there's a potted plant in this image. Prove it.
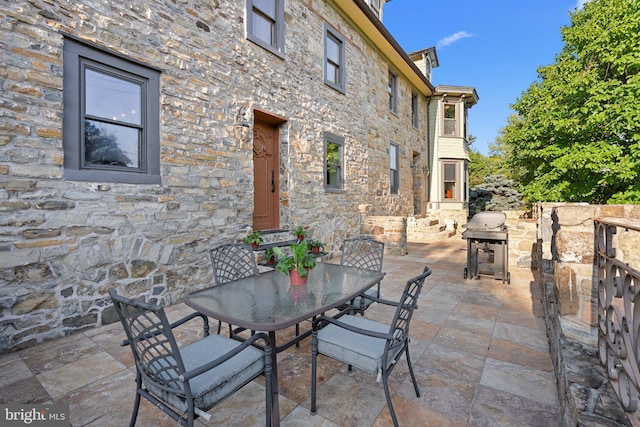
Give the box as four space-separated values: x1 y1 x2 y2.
273 240 317 285
293 226 307 242
308 240 325 254
243 230 264 249
264 247 277 265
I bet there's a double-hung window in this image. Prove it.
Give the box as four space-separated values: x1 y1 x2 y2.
443 161 458 200
390 143 399 194
443 102 458 136
324 132 344 191
411 92 419 128
324 24 346 93
388 70 398 114
247 0 284 57
63 35 160 184
369 0 381 18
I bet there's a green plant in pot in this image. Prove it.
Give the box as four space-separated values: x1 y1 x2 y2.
264 247 277 265
273 240 316 285
308 240 325 254
293 226 307 242
243 230 264 249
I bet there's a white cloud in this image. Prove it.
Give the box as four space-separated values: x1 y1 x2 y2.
437 31 475 49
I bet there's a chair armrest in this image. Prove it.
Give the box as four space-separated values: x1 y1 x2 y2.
179 332 272 382
313 316 392 341
121 312 210 347
169 311 209 330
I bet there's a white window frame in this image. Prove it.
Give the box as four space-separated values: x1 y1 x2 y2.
390 143 399 194
442 160 462 201
442 102 458 136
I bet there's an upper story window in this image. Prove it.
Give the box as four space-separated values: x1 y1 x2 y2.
388 70 398 114
247 0 285 58
324 132 344 191
324 24 346 93
443 102 458 136
63 36 160 184
390 143 399 194
411 93 419 128
368 0 382 18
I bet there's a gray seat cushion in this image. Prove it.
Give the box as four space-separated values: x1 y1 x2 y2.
144 334 264 412
352 287 378 311
316 315 402 375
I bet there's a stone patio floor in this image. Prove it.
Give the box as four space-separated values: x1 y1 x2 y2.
0 239 562 426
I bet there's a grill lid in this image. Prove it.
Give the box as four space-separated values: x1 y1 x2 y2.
464 212 507 231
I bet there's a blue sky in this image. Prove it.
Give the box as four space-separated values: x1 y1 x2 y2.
383 0 587 155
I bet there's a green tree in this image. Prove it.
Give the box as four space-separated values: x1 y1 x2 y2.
500 0 640 204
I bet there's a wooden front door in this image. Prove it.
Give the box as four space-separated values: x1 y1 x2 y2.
252 118 279 230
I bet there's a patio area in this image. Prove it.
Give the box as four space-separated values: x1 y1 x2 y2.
0 239 561 426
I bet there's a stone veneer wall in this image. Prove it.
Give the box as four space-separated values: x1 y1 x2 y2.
0 0 428 352
360 215 407 256
536 203 640 426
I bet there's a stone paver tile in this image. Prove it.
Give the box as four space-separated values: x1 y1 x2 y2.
443 310 496 338
0 375 50 404
413 302 457 326
0 352 33 388
469 384 561 427
57 369 136 426
281 405 340 426
19 333 101 375
432 325 492 357
451 301 499 322
479 358 559 406
488 337 553 372
304 373 387 427
493 322 549 350
36 351 127 398
497 307 546 330
372 393 467 427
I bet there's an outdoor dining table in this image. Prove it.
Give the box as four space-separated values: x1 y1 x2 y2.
184 262 385 427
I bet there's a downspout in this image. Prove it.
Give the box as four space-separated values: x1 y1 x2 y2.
425 93 432 213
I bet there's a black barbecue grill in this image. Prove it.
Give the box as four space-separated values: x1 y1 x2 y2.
462 212 510 284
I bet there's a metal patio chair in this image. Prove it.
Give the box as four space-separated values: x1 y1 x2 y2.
340 236 385 314
108 288 272 427
209 242 259 333
310 265 432 427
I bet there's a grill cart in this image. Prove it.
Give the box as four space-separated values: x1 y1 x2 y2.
462 212 510 284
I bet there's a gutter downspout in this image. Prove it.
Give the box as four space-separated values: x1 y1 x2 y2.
425 93 432 213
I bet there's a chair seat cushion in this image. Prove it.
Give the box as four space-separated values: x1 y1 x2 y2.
316 315 402 375
145 334 264 412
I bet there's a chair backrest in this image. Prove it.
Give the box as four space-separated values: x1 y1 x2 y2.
209 243 259 285
340 237 385 272
108 288 187 396
387 265 432 352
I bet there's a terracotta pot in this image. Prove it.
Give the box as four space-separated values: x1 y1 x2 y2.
289 269 309 286
312 246 320 254
266 256 275 265
251 242 259 249
289 284 309 303
297 235 305 242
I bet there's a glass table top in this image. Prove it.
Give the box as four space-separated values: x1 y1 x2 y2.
184 263 384 330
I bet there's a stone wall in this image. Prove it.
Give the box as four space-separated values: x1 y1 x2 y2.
360 215 407 256
0 0 428 352
535 203 640 426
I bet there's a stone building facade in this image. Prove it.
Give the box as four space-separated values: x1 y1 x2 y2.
0 0 448 351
